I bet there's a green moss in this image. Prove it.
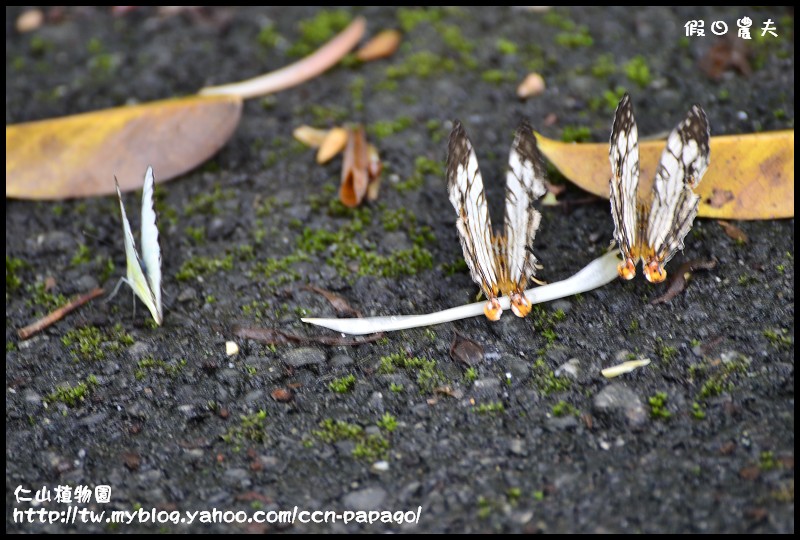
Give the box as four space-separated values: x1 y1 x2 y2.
655 338 678 362
378 352 444 393
329 374 357 393
629 319 640 332
70 243 92 266
175 254 234 282
134 357 186 381
759 451 780 471
395 156 442 192
474 401 505 414
561 125 591 142
287 9 351 57
312 418 392 461
441 258 468 276
533 490 545 501
624 56 652 88
46 375 98 407
6 256 25 293
555 26 593 48
352 434 390 460
496 38 518 55
481 69 516 84
349 76 365 112
368 116 413 140
440 24 475 55
543 10 576 30
390 382 404 393
592 53 616 78
377 412 398 432
764 328 792 349
691 402 706 420
257 23 280 49
385 51 456 80
648 392 672 420
464 367 478 384
532 358 571 395
62 324 133 362
184 184 233 216
397 7 445 32
552 400 579 417
222 410 268 448
26 281 67 313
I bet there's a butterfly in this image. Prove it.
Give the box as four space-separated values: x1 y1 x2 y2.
112 166 163 325
446 120 548 321
609 94 710 283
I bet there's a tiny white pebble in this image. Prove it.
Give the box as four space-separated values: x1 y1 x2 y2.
371 460 390 472
736 111 748 121
226 341 239 357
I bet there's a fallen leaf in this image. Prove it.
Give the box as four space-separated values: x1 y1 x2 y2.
356 29 402 61
517 72 546 99
449 332 484 366
699 37 752 80
534 129 794 220
293 125 329 147
717 220 748 243
232 325 384 346
303 285 361 317
650 259 718 304
317 127 349 164
339 125 370 207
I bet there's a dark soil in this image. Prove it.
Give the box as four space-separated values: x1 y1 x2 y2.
6 6 794 533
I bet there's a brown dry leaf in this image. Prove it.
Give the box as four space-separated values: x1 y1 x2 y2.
356 29 402 62
699 38 752 80
651 259 718 304
317 127 349 164
717 220 749 243
293 125 329 148
535 129 794 220
339 125 370 207
449 332 484 366
303 284 361 317
232 325 383 347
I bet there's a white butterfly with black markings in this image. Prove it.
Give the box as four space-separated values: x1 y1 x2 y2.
112 166 163 325
609 94 710 283
446 120 548 321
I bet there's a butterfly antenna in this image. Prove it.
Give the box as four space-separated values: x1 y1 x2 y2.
105 277 129 303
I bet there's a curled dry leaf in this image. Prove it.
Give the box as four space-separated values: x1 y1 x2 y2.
717 220 748 243
517 72 546 100
304 284 361 317
449 332 484 366
340 125 370 207
317 127 349 164
366 144 383 201
650 258 718 304
356 29 402 62
293 125 329 148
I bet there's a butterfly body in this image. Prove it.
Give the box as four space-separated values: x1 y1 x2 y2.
447 120 547 320
609 94 710 283
114 166 163 325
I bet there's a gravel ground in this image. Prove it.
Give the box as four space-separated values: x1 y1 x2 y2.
6 6 794 533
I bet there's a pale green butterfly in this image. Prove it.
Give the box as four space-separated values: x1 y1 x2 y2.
111 166 163 325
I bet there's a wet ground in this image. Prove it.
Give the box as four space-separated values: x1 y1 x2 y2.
6 6 794 533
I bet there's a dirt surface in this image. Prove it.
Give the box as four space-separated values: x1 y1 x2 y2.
6 6 794 533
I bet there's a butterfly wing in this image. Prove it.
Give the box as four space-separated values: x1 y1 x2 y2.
504 120 547 290
139 166 162 323
609 93 641 279
447 121 499 306
115 176 162 325
644 105 710 282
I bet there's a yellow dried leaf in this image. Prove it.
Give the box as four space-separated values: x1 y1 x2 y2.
534 130 794 220
293 125 329 148
356 29 402 62
316 127 349 164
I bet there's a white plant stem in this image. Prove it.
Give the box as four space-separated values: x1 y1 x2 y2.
302 251 620 335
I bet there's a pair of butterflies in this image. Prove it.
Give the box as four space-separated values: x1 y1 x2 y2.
446 94 710 320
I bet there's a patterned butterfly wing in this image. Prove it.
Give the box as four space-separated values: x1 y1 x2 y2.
446 121 501 319
644 105 710 283
504 120 547 316
609 93 641 280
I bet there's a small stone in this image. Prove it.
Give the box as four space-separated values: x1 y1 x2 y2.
283 347 326 368
342 487 387 511
330 354 354 368
555 358 581 380
370 460 390 473
593 384 647 428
